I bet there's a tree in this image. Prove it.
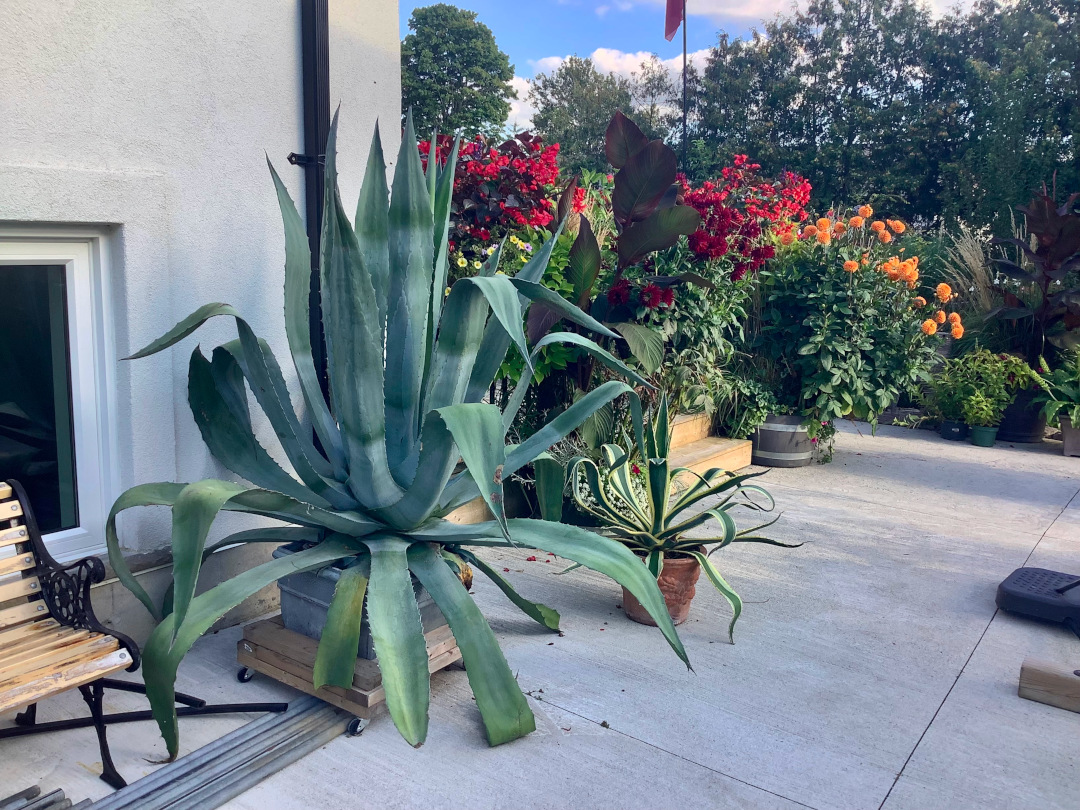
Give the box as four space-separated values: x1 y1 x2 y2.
401 4 516 135
529 56 634 173
629 55 679 142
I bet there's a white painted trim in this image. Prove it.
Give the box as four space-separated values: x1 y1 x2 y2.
0 233 116 560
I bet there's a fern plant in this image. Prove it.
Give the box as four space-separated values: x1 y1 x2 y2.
106 112 688 757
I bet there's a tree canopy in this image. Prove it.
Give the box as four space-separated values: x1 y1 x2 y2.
401 4 516 135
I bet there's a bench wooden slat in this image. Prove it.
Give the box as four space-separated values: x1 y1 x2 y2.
0 634 118 686
0 599 49 630
0 627 90 664
1 500 23 522
0 526 29 550
0 575 41 605
0 648 130 715
0 483 11 501
0 618 60 650
0 551 36 578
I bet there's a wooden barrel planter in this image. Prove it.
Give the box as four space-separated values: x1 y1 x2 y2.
751 415 813 467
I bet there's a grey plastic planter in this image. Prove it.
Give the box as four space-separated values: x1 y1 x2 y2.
273 543 447 660
1061 418 1080 457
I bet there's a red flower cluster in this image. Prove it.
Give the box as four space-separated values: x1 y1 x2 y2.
419 131 560 250
682 157 811 279
606 278 673 310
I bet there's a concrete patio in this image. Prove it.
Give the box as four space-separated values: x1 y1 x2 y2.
4 423 1079 809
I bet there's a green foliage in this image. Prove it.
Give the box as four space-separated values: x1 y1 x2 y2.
691 0 1080 234
755 224 943 427
567 397 797 641
401 4 516 135
962 390 1005 427
108 112 690 757
529 56 634 172
1034 351 1080 428
929 348 1037 423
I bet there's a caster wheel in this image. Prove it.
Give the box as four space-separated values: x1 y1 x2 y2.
345 717 368 737
236 667 255 683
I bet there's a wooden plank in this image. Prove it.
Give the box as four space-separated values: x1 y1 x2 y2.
237 644 375 719
0 634 118 684
0 551 36 578
0 618 60 650
444 497 493 525
1019 658 1080 713
1 500 23 522
0 525 30 550
0 647 130 715
670 412 712 449
0 599 48 630
0 575 41 604
0 483 11 501
0 627 90 668
670 437 753 477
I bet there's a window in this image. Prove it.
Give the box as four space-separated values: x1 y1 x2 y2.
0 238 113 559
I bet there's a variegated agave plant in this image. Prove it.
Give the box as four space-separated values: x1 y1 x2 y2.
567 397 797 641
106 112 688 757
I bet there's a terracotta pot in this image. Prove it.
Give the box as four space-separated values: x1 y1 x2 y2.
622 549 703 626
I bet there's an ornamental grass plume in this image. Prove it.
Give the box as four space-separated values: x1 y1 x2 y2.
922 319 938 335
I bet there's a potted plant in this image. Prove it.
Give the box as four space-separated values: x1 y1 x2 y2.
105 111 690 758
566 396 798 640
1034 351 1080 456
927 360 971 440
996 353 1050 443
962 391 1007 446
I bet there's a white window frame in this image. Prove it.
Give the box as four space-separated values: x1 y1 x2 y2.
0 234 116 560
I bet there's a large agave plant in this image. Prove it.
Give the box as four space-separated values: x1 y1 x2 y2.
106 112 688 757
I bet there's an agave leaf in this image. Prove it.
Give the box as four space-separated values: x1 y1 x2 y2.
408 543 536 745
646 548 664 578
465 220 566 401
437 403 509 536
168 480 250 633
221 331 358 509
125 302 241 360
321 112 403 508
384 111 435 472
363 535 430 747
313 556 371 690
532 453 566 522
355 123 391 341
224 489 383 537
187 348 329 507
464 276 534 374
458 549 560 631
660 506 738 542
143 537 355 759
645 458 670 535
426 281 490 413
375 411 459 530
688 550 742 642
106 483 188 621
268 160 347 477
508 279 618 339
429 136 461 347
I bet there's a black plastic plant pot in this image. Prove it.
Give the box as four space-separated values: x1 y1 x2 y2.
939 419 969 441
998 388 1046 443
969 425 998 447
752 415 812 467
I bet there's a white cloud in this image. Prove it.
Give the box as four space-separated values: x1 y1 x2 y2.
506 76 537 131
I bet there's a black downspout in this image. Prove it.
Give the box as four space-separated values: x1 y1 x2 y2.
290 0 331 398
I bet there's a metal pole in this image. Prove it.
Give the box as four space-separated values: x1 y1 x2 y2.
681 0 688 167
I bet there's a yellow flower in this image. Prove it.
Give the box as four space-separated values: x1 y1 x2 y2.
936 283 952 302
456 257 467 268
444 286 452 296
843 260 859 273
849 215 865 228
486 246 496 255
495 270 505 276
951 324 964 339
922 319 938 336
473 261 482 269
871 220 886 232
858 205 874 218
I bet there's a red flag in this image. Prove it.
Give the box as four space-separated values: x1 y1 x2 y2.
665 0 683 41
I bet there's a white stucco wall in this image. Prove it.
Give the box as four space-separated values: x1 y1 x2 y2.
0 0 401 555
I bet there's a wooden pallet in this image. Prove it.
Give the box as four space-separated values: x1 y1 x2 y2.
1018 658 1080 714
236 615 461 718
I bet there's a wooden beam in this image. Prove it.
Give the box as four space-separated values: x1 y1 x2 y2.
1018 658 1080 713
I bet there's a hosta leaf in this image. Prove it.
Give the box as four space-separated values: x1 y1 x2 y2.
363 535 430 747
408 544 536 746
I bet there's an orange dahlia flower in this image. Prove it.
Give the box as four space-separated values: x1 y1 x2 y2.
802 225 818 237
843 260 859 272
948 312 961 325
858 205 873 218
871 220 886 232
951 324 964 339
833 222 847 236
922 319 938 335
780 231 795 246
934 310 947 324
816 217 832 231
913 296 927 307
878 230 893 244
935 283 952 302
816 230 832 245
849 216 865 228
889 219 906 234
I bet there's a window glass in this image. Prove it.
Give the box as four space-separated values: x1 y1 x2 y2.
0 264 78 533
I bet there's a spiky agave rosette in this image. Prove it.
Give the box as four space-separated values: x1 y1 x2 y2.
106 111 689 757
